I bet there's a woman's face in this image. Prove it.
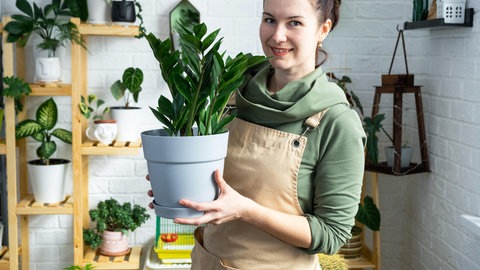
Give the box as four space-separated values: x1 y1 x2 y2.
260 0 330 76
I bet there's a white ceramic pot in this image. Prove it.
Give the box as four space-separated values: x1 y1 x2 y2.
35 57 61 82
110 107 142 142
385 146 413 168
0 221 3 246
27 159 70 203
87 0 111 24
99 231 129 256
86 120 118 145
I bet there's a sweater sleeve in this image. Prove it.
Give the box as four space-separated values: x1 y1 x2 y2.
304 106 366 255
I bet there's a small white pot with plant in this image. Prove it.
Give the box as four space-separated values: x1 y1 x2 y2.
110 67 144 142
15 98 72 203
79 94 117 145
4 0 86 83
142 23 267 218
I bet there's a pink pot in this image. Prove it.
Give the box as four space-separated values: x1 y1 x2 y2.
99 231 129 256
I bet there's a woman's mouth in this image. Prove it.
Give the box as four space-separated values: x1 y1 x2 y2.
271 47 292 56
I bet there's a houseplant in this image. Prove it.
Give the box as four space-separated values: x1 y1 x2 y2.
64 263 95 270
83 198 150 256
109 67 144 141
142 22 267 218
2 75 32 115
15 98 72 203
79 94 117 145
4 0 86 82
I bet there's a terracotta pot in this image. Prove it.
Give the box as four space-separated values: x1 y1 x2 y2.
99 231 130 256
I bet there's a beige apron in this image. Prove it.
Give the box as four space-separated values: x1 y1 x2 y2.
191 111 328 270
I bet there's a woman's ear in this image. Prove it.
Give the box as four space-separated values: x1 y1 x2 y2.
318 19 332 43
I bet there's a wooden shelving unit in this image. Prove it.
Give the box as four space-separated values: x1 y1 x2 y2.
71 19 142 269
1 16 142 269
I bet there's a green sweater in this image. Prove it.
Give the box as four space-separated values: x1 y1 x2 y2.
235 64 366 255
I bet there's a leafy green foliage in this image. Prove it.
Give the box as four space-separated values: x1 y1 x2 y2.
2 76 32 114
363 113 394 165
79 94 110 121
64 263 95 270
146 22 268 136
110 67 144 108
15 98 72 164
83 198 150 249
355 195 381 231
4 0 86 57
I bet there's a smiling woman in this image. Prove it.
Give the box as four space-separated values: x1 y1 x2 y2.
146 0 364 269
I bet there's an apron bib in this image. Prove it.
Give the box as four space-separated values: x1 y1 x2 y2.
191 111 327 270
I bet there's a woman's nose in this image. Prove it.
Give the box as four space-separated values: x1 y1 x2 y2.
271 25 287 42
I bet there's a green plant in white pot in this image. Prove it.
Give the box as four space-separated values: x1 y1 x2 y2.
109 67 144 142
15 98 72 203
4 0 86 82
79 94 117 145
142 23 267 218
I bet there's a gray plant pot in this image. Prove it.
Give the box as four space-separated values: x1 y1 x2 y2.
141 129 228 219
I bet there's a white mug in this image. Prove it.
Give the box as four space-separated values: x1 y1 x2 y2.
86 120 118 145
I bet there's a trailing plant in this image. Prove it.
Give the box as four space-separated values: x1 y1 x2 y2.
145 22 268 136
110 67 144 108
64 263 95 270
4 0 86 57
83 198 150 249
79 94 110 121
2 76 32 114
15 98 72 165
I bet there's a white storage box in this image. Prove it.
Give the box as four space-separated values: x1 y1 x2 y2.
440 0 466 23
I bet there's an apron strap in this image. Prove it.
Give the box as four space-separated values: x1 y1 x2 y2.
295 109 329 146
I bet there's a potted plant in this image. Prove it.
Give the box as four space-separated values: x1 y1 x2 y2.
4 0 86 82
363 114 412 168
15 98 72 203
109 67 144 142
141 22 267 218
339 195 381 259
83 198 150 256
79 94 117 145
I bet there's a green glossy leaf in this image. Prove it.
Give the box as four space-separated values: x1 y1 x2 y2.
355 196 381 231
52 128 73 144
37 140 56 160
15 120 43 139
36 98 58 130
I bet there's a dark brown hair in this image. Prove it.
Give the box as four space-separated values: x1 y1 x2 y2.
314 0 341 66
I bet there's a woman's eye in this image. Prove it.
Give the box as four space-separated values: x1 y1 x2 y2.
289 21 302 26
264 18 275 24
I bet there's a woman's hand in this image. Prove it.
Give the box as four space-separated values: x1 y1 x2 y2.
173 169 255 226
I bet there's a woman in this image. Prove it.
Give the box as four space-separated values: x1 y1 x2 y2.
149 0 365 269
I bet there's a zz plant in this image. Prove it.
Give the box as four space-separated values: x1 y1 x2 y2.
83 198 150 249
15 98 72 165
145 23 267 136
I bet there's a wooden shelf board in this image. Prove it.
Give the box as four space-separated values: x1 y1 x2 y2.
366 162 430 176
16 194 74 215
30 83 72 96
0 247 9 270
345 247 376 269
84 246 142 269
0 139 5 155
81 140 142 156
78 23 140 36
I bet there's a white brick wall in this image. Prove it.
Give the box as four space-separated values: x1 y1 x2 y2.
2 0 480 269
